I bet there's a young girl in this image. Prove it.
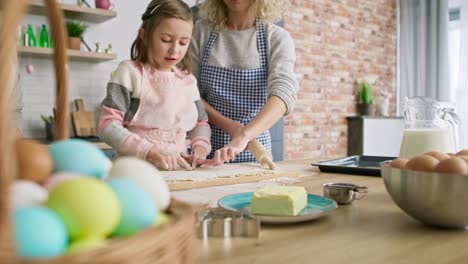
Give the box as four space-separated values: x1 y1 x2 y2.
98 0 211 171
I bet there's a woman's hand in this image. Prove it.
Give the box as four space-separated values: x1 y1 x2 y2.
182 145 209 169
226 120 244 139
202 134 250 168
147 145 192 171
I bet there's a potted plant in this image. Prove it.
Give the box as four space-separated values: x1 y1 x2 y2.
356 80 374 116
66 20 87 50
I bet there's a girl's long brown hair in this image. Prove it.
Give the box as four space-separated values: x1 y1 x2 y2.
131 0 193 73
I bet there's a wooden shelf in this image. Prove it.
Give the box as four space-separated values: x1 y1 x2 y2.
18 46 117 62
28 0 116 23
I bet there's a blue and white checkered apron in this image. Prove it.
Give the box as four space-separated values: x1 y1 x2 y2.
199 18 271 163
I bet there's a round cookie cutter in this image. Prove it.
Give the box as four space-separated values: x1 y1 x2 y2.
322 182 368 205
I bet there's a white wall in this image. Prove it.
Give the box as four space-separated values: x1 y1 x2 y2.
19 0 195 138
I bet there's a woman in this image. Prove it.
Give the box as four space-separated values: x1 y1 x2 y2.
191 0 298 165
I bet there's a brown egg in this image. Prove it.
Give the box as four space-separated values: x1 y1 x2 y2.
424 151 450 161
456 155 468 164
456 150 468 156
16 139 53 183
448 153 456 157
405 155 440 172
434 157 468 175
390 159 408 169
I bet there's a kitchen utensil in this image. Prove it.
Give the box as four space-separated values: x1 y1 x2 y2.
79 0 92 8
197 207 260 239
41 115 54 141
312 155 396 176
247 139 277 170
381 160 468 228
322 182 367 205
71 98 97 137
218 192 337 224
399 97 462 159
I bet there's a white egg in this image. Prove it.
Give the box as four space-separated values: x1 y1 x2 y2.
11 180 48 209
106 157 170 210
102 157 113 180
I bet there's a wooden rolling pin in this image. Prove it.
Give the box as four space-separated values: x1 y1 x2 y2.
247 139 277 170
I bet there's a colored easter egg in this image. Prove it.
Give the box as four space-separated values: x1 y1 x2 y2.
48 139 108 179
46 177 120 239
67 237 107 254
43 172 81 191
16 139 53 184
108 179 157 237
14 206 68 258
153 211 169 227
10 180 48 208
102 157 112 180
26 64 34 74
107 157 170 210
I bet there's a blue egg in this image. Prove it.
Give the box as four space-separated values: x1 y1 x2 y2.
14 206 68 259
107 179 158 237
48 139 108 179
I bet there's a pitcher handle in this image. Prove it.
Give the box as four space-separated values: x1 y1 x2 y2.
442 109 462 153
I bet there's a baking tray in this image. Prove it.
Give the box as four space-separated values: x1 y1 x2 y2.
312 156 396 176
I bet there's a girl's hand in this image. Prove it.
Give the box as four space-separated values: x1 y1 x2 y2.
182 145 209 169
147 145 192 171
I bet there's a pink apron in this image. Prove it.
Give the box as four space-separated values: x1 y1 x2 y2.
126 65 198 154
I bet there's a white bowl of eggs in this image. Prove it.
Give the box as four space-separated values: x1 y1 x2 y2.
381 150 468 228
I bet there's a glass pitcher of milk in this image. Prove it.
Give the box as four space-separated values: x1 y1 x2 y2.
399 97 462 159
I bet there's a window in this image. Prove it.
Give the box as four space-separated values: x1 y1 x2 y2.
449 5 460 102
449 0 468 148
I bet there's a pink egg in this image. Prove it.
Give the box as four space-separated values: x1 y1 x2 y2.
26 64 34 74
43 173 81 191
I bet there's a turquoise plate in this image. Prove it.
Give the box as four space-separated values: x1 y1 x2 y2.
218 192 338 224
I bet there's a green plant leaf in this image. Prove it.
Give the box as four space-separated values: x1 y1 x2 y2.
358 80 373 104
66 20 88 37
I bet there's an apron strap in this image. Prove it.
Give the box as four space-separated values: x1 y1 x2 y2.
255 18 268 69
201 25 218 65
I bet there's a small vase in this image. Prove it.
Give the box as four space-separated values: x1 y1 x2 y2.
67 37 81 50
95 0 114 10
377 98 390 116
357 103 374 116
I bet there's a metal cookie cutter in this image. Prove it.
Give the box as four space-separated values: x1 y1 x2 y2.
197 207 260 239
322 182 368 205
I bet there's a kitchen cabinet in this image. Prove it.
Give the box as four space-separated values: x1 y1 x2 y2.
19 0 117 62
347 116 404 157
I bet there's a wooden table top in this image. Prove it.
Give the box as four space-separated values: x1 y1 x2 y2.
191 159 468 264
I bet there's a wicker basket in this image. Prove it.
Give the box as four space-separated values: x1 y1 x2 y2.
0 1 197 263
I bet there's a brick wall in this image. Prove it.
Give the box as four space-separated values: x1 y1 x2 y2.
283 0 397 160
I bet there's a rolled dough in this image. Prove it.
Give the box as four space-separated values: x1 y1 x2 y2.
160 163 301 191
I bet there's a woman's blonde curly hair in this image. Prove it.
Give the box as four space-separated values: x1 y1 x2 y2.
199 0 290 26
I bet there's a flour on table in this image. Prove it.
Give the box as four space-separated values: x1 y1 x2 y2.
260 177 302 184
160 163 279 182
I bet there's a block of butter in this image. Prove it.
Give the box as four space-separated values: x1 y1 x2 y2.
251 186 307 216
